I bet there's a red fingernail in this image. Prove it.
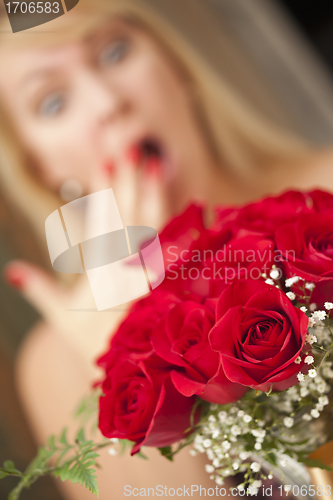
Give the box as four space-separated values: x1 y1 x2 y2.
3 266 26 291
126 145 142 165
103 161 116 177
145 156 161 177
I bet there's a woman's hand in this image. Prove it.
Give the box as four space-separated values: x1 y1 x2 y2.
4 153 170 377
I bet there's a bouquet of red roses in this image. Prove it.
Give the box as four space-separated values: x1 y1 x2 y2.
3 189 333 498
97 189 333 493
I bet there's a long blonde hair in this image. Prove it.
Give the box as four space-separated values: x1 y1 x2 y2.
0 0 308 243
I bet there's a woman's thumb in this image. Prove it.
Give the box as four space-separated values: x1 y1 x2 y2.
3 260 65 318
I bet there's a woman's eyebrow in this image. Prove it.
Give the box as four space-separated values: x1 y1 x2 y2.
19 68 57 89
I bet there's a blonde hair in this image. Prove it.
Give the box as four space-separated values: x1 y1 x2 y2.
0 0 308 242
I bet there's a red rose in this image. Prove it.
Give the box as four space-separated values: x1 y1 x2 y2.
275 211 333 308
163 229 276 301
308 189 333 212
213 190 312 237
151 299 247 404
98 359 198 455
159 203 206 263
206 233 277 299
96 291 181 372
209 280 309 392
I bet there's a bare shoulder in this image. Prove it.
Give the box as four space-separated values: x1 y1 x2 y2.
15 321 91 440
253 147 333 198
283 147 333 192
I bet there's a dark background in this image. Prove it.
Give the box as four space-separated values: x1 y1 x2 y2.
1 1 333 498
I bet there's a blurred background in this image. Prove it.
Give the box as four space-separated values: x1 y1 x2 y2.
1 0 333 498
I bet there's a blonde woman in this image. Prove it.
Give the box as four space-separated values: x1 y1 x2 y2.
0 0 333 498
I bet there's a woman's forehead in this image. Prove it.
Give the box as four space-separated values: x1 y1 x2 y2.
0 42 85 88
0 18 136 81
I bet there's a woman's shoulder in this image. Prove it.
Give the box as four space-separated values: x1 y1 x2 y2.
257 147 333 197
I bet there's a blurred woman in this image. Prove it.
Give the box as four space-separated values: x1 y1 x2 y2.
0 0 333 498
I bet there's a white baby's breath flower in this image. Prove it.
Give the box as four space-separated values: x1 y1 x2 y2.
250 462 261 473
205 464 215 473
265 279 275 285
309 303 317 312
270 269 280 280
311 409 320 418
237 410 245 418
324 302 333 311
212 430 220 439
294 356 302 364
305 283 316 291
109 438 119 444
207 449 215 461
306 334 317 345
222 441 231 451
297 372 305 382
208 415 216 423
239 451 250 460
300 386 309 398
300 306 307 313
254 442 262 450
189 449 197 456
317 383 327 394
302 413 312 421
268 474 273 480
243 415 252 423
108 448 118 456
308 318 315 327
319 396 329 406
203 439 212 448
215 477 224 486
308 369 317 378
218 411 227 423
232 462 240 470
285 276 299 287
305 355 314 365
312 310 327 323
286 292 296 301
231 425 241 436
283 417 294 428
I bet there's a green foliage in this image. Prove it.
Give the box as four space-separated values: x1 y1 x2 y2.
0 389 111 500
0 426 111 499
158 446 173 461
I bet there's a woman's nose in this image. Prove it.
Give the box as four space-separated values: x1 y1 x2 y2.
80 71 126 125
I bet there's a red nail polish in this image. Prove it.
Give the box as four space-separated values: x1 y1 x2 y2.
103 161 115 177
145 156 161 177
126 145 142 165
3 267 26 291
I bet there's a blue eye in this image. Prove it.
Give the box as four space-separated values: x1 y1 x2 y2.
99 39 129 66
38 93 65 117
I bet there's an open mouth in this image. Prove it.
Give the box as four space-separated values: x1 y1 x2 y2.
125 135 175 181
138 136 164 161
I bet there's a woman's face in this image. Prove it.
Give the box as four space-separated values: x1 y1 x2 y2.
0 18 212 200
